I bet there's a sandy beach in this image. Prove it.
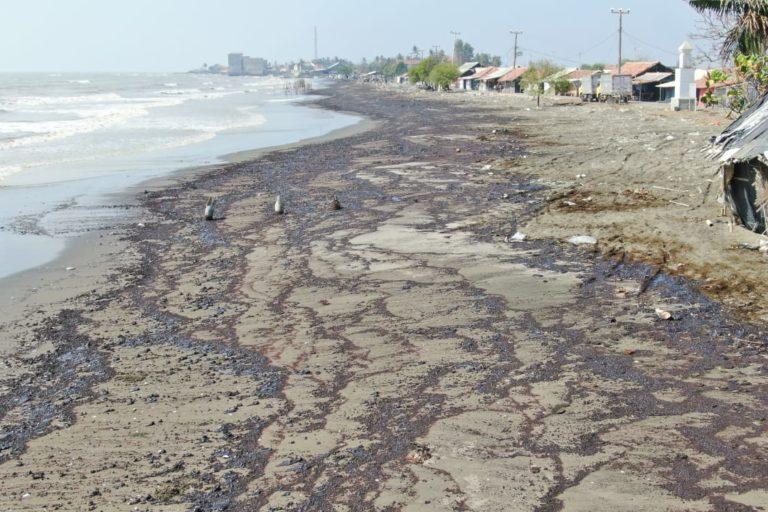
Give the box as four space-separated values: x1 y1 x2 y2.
1 82 768 512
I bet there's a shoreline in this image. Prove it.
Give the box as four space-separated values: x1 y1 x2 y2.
0 99 375 355
1 82 768 511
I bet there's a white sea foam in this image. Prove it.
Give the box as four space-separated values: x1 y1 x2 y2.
0 164 23 181
0 93 124 108
0 75 278 185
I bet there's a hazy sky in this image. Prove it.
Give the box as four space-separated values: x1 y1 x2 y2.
2 0 703 72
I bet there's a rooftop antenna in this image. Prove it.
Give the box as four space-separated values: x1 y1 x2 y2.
611 8 630 74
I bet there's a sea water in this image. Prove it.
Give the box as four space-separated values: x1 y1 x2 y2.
0 73 359 280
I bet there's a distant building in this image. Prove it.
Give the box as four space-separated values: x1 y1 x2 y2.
499 67 528 93
228 53 244 76
228 53 269 76
633 72 674 101
604 61 672 79
243 57 268 75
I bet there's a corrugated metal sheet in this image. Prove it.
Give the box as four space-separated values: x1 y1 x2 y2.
633 72 673 85
468 67 497 80
711 94 768 164
499 67 528 82
458 62 480 74
566 69 599 81
605 61 667 78
479 67 513 81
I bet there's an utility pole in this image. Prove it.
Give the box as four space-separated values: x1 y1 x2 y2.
610 8 630 74
450 31 461 64
314 26 318 61
432 45 441 58
510 31 523 68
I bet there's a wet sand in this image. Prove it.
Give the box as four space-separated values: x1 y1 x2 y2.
1 83 767 511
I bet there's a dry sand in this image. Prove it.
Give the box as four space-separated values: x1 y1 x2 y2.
0 83 767 512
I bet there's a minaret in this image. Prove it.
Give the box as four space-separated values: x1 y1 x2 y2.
672 41 696 111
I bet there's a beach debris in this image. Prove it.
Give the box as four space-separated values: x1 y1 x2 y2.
740 242 761 251
405 444 432 464
655 308 674 321
706 219 714 227
505 232 527 243
482 164 492 171
568 235 597 246
456 148 462 153
65 266 76 271
274 195 285 214
204 198 215 221
137 222 146 228
330 197 342 211
576 174 587 179
665 135 676 141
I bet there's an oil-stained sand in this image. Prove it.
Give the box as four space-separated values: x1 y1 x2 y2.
1 84 767 512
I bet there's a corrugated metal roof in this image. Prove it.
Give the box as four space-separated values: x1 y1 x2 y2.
499 67 528 82
711 93 768 163
468 67 497 80
633 72 673 85
566 69 600 80
458 62 480 74
605 61 669 78
544 68 578 81
479 67 513 81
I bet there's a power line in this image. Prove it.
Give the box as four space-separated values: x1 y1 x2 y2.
515 29 619 68
622 30 678 57
519 46 583 66
576 31 618 60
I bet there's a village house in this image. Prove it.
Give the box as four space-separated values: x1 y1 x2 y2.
457 66 495 91
498 67 528 93
632 71 674 101
455 62 481 90
605 61 674 101
476 67 514 91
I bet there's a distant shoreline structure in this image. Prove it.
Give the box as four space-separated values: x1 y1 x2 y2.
188 53 343 79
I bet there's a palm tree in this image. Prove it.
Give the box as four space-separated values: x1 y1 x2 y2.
689 0 768 56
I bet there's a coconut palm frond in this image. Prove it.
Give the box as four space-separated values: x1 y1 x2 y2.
690 0 768 56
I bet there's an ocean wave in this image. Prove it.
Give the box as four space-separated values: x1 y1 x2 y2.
1 92 124 108
67 79 91 84
0 164 23 181
0 103 153 149
158 88 201 96
0 130 219 182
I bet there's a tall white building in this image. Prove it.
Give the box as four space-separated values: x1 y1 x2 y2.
228 53 244 76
